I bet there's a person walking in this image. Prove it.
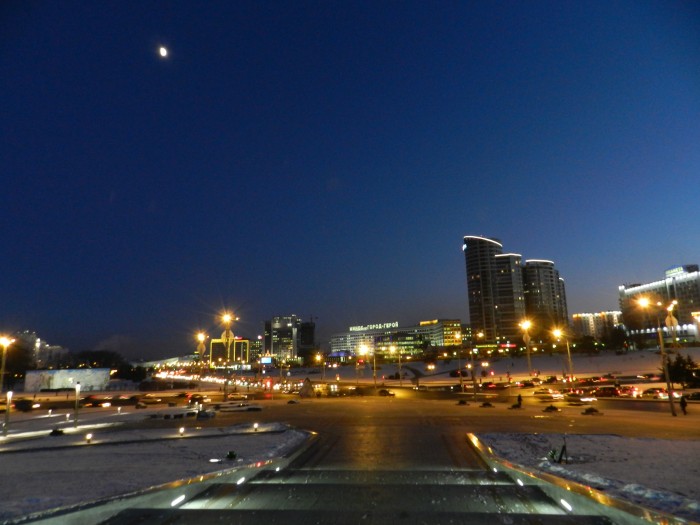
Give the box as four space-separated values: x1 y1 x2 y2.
680 395 688 415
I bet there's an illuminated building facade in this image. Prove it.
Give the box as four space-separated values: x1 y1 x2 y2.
330 319 463 357
264 315 316 363
571 311 623 339
463 236 568 344
619 265 700 342
523 259 568 329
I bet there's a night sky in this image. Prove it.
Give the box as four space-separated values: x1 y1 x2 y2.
2 1 699 359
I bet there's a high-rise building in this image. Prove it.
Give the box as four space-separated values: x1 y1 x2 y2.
463 235 568 344
263 315 316 364
523 259 569 330
463 236 505 342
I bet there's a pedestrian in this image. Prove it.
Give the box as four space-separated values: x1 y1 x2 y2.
517 394 522 408
680 395 688 415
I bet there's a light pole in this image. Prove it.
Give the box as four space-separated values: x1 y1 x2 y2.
196 332 207 380
221 313 238 399
0 337 15 394
316 353 326 381
520 320 533 376
372 348 377 388
455 332 464 392
638 297 677 417
3 390 12 437
552 328 574 380
389 345 402 387
74 382 81 428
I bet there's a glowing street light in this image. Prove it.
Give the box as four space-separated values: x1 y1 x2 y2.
389 344 402 387
637 297 677 417
552 328 574 379
0 337 15 394
455 332 464 392
519 320 533 376
315 353 326 381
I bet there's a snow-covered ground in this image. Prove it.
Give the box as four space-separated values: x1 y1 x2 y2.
0 420 308 522
2 347 699 523
478 433 700 523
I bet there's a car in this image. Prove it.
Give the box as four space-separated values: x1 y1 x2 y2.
139 394 162 404
188 394 212 404
533 388 564 400
216 402 263 412
617 385 639 397
591 386 620 398
641 388 668 399
563 389 597 404
378 389 395 397
686 392 700 400
13 399 40 412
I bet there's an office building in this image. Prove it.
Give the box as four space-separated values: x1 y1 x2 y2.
330 319 462 357
618 265 700 342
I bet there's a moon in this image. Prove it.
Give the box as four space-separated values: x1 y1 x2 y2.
159 46 168 58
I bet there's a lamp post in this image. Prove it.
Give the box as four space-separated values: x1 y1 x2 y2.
389 345 402 387
520 320 533 376
638 297 677 417
0 337 15 394
455 332 464 392
3 390 12 437
372 348 377 388
316 353 326 381
196 332 207 380
552 328 574 380
74 382 81 428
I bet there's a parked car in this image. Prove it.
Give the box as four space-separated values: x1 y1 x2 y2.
686 392 700 400
378 389 395 397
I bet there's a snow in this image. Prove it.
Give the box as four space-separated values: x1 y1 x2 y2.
0 420 308 522
478 433 700 523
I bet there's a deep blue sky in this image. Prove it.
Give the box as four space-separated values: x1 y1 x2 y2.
2 1 699 359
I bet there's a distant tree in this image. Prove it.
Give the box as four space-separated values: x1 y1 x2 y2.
115 364 147 382
668 353 697 388
3 339 36 389
73 350 128 370
602 327 628 350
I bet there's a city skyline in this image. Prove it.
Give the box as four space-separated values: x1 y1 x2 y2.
2 2 699 358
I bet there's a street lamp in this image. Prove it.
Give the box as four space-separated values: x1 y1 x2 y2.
519 320 533 376
389 345 402 387
455 332 464 392
0 337 15 394
3 390 12 437
552 328 574 380
74 382 81 428
315 353 326 381
638 297 677 417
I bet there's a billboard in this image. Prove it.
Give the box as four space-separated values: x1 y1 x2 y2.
24 369 111 392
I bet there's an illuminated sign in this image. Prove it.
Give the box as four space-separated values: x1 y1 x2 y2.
349 322 399 332
260 357 272 364
665 266 686 278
